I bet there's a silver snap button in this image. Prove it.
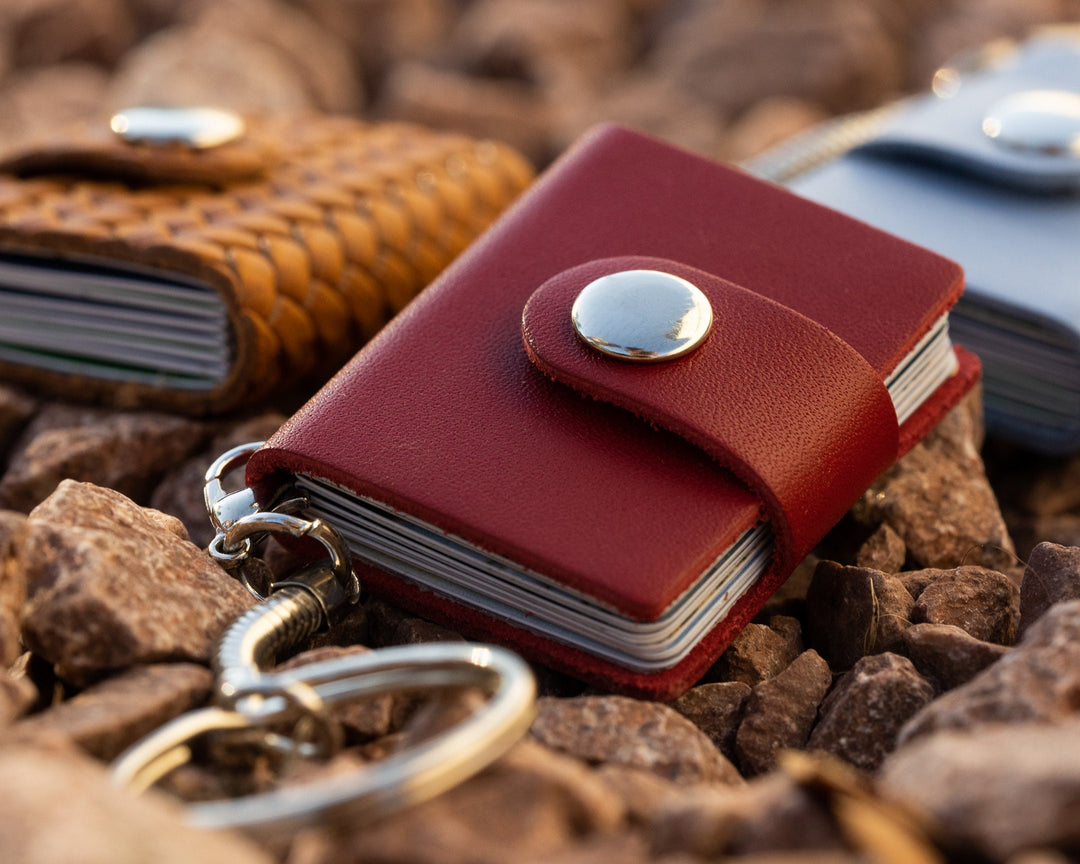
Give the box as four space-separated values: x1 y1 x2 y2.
110 107 245 149
982 90 1080 156
570 269 713 363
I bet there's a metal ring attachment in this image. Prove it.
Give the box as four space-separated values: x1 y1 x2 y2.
111 643 536 838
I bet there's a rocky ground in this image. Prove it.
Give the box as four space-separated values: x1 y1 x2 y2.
3 1 1080 863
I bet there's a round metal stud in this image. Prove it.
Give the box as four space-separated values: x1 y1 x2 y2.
110 107 245 150
982 90 1080 157
571 269 713 363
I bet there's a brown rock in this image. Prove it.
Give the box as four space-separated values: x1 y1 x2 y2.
1019 542 1080 638
648 784 743 858
20 481 253 685
899 623 1008 691
724 96 829 163
185 0 362 113
805 561 914 670
106 25 314 114
651 0 903 117
734 650 833 776
321 739 622 864
3 0 136 67
0 670 36 725
895 568 938 599
379 61 554 164
554 73 726 161
592 764 683 824
709 616 803 687
807 653 934 772
853 388 1015 572
364 597 462 646
0 63 110 150
516 833 651 864
671 681 751 762
900 599 1080 742
912 566 1019 644
531 694 741 785
651 772 846 857
0 745 272 864
149 413 286 548
304 0 453 75
854 523 907 573
12 663 212 760
450 0 633 95
0 385 36 459
0 511 27 667
881 720 1080 861
0 404 206 514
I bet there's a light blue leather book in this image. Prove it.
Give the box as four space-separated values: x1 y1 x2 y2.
752 33 1080 453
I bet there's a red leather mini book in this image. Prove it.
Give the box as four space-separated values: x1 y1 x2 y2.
247 125 979 699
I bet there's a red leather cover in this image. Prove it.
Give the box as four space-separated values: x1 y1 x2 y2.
522 255 899 579
248 125 978 699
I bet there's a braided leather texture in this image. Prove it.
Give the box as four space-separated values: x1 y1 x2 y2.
0 115 534 413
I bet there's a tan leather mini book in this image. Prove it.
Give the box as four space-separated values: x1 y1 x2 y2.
0 108 533 414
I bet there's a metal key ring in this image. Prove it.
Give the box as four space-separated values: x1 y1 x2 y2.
111 643 536 839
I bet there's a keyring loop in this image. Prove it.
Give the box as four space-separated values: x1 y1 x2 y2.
111 643 536 838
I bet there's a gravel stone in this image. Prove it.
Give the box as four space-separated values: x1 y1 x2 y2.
882 720 1080 861
20 481 253 685
0 745 272 864
380 60 555 164
0 385 36 459
1019 542 1080 638
854 522 907 573
709 615 803 687
5 0 137 67
807 653 934 771
853 388 1015 572
900 599 1080 742
106 25 314 114
531 694 742 785
0 405 206 514
0 510 27 667
11 662 212 760
320 739 623 864
0 670 36 725
184 0 362 113
899 623 1009 691
734 650 833 776
806 561 914 670
364 597 463 646
652 0 903 116
912 566 1020 644
671 681 752 762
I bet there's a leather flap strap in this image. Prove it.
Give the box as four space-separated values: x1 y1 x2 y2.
521 255 899 576
0 114 276 186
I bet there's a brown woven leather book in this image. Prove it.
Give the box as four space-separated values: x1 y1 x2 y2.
0 108 533 414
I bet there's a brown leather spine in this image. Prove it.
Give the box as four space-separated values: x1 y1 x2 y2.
0 115 534 414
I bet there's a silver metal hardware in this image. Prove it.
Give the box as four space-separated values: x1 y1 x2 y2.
111 441 536 837
982 90 1080 156
110 107 245 149
571 269 713 363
